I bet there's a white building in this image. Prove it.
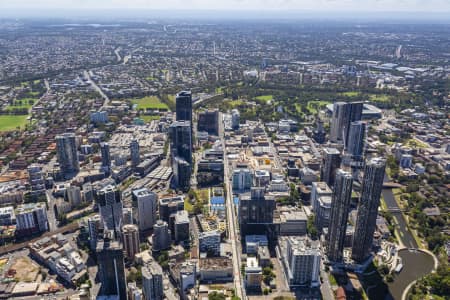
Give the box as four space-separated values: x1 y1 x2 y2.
133 188 158 231
0 206 15 226
311 182 332 213
15 202 48 234
280 236 321 288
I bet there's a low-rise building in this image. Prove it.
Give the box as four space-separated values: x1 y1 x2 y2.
199 258 233 283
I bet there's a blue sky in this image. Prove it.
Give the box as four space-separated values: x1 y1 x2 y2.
2 0 450 12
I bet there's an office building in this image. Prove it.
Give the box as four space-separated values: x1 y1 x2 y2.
245 257 262 289
311 182 332 213
239 187 276 236
347 121 366 159
180 261 196 298
90 111 108 123
352 158 386 263
96 236 127 300
56 133 79 175
320 147 341 187
172 157 191 191
152 220 171 252
0 206 15 226
315 195 332 231
15 202 48 235
100 142 111 171
198 230 221 256
231 109 240 130
174 210 190 243
169 121 192 190
122 224 140 260
133 188 158 232
278 208 308 236
66 185 82 208
123 207 133 225
280 236 320 287
313 118 326 144
169 121 192 164
232 168 253 192
343 102 363 145
88 214 102 251
130 139 140 167
400 154 413 169
199 258 233 283
96 185 123 235
176 91 193 125
330 102 347 143
327 169 353 262
159 196 184 222
142 262 164 300
198 109 220 136
330 102 363 144
27 164 45 196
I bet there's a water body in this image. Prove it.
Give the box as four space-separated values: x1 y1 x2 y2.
381 189 417 249
387 249 435 299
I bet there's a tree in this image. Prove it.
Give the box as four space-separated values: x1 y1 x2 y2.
307 215 319 240
208 291 226 300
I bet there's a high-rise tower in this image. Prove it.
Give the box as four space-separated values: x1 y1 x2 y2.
327 169 353 262
352 158 386 263
56 133 79 175
320 148 341 187
176 91 193 126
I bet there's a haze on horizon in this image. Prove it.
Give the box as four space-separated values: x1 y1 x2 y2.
1 0 450 20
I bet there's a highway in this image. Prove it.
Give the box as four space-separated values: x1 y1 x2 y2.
83 70 110 109
222 130 245 300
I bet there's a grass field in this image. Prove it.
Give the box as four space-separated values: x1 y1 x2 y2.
226 99 245 107
369 94 391 102
307 100 331 114
131 96 169 110
255 94 273 102
0 115 29 131
404 138 428 149
140 115 161 122
340 91 360 97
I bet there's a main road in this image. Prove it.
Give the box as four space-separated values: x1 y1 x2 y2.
83 70 110 109
222 132 245 300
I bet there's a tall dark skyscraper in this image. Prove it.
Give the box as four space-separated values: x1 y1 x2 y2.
239 187 276 236
327 169 353 262
176 91 193 125
169 121 192 164
197 109 220 136
342 102 363 147
330 102 363 144
100 142 111 170
347 121 366 159
56 132 79 175
352 158 386 263
169 121 192 190
320 148 342 187
96 235 127 300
